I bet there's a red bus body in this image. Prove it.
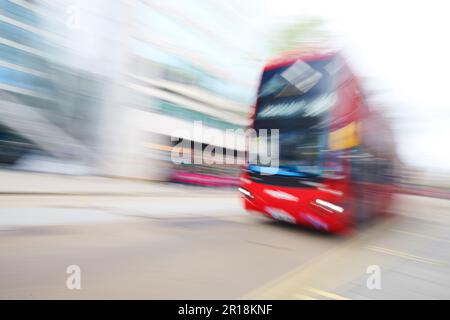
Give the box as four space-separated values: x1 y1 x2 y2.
240 50 395 234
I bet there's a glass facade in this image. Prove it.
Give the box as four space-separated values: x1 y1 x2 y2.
0 0 261 177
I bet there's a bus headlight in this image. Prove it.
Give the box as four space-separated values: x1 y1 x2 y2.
315 199 344 213
238 187 253 199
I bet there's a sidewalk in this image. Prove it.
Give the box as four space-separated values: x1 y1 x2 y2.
0 170 237 196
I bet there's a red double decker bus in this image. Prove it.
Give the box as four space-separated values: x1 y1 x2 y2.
239 49 396 234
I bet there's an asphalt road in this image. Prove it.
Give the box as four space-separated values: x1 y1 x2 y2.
0 192 449 299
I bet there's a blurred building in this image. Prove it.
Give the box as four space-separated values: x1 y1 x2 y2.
0 0 263 180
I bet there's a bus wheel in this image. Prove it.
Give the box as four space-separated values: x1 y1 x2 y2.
353 189 371 227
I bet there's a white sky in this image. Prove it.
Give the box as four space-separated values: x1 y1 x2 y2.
255 0 450 171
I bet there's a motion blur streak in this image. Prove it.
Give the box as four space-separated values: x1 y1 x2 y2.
0 0 449 299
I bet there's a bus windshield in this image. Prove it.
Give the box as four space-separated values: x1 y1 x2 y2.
256 59 335 121
252 59 340 177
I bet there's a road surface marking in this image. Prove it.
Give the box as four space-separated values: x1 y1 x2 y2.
391 229 450 243
366 246 441 265
242 217 400 299
246 240 292 251
305 287 351 300
294 294 317 300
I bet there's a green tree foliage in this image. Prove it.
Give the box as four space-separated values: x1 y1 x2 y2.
270 17 331 55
